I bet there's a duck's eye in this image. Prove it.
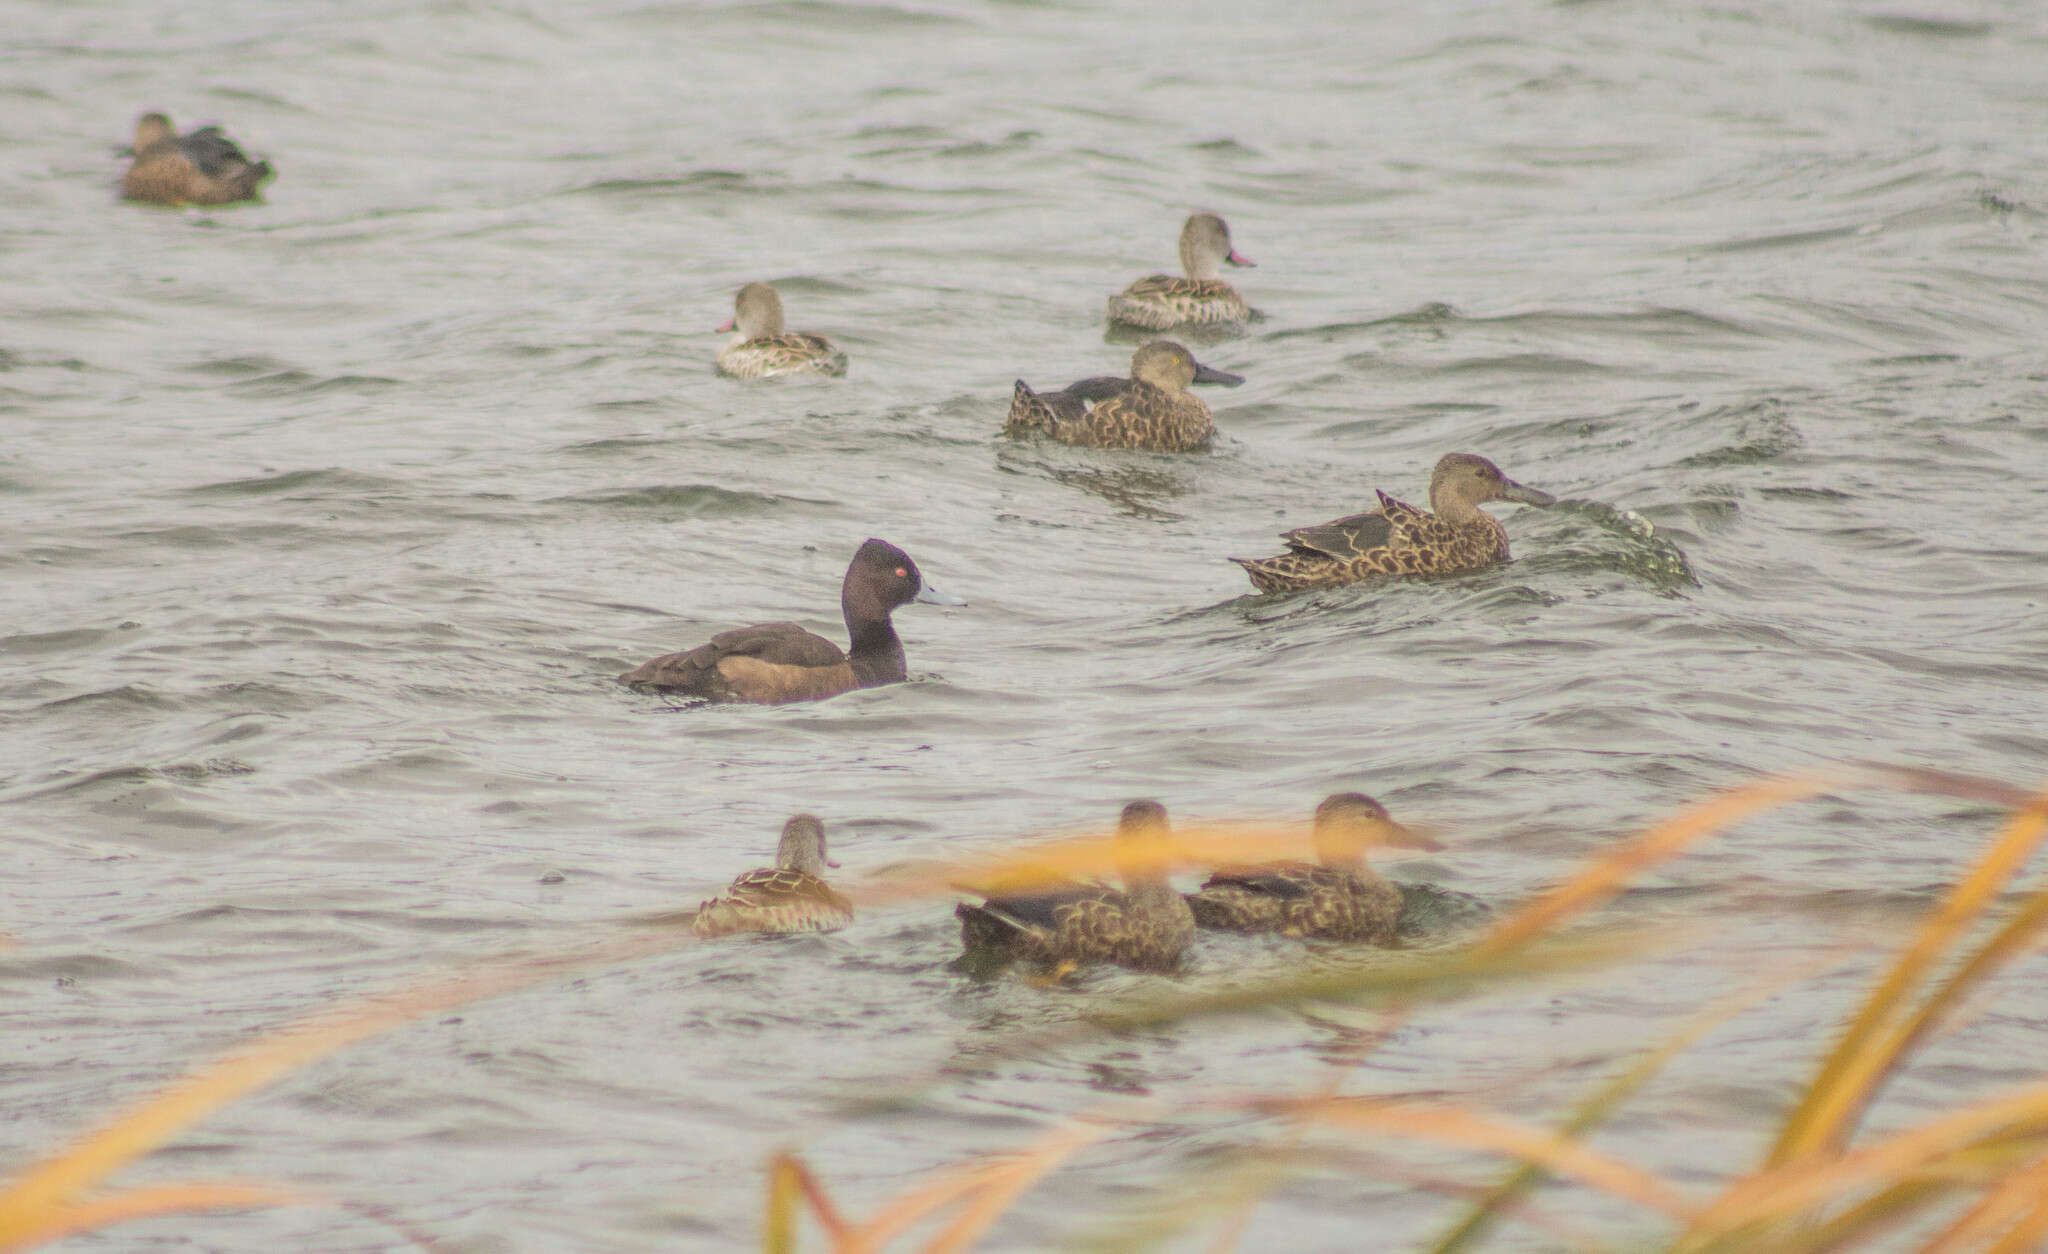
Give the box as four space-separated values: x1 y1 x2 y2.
894 566 908 578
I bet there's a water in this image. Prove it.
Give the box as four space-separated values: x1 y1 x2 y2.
6 0 2048 1248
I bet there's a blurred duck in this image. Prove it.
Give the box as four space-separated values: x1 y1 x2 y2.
1106 213 1255 330
1186 794 1439 944
1234 453 1555 593
692 815 854 938
1006 340 1242 452
619 538 962 705
715 282 847 378
955 800 1195 973
121 112 273 206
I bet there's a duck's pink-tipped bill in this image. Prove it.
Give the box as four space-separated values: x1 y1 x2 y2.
1226 249 1256 267
716 318 735 332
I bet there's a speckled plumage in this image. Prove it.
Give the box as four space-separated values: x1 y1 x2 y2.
956 801 1195 973
692 815 854 938
1187 794 1419 944
1006 340 1243 453
715 282 847 378
1235 453 1556 593
1106 213 1255 330
121 113 273 206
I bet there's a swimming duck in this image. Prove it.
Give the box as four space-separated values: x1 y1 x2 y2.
1187 794 1438 943
1233 453 1556 593
715 282 847 378
692 814 854 938
955 800 1196 973
1006 340 1244 453
618 538 963 704
1106 213 1255 330
120 112 273 206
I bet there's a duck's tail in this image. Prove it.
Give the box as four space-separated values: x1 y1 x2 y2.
1005 380 1056 435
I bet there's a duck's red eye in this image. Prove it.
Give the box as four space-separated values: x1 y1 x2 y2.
894 567 907 578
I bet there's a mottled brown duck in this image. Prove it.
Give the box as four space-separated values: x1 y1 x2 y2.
1106 213 1255 329
692 814 854 938
1234 453 1555 593
619 538 963 704
956 800 1195 973
121 112 273 206
1187 794 1440 943
1006 340 1243 453
715 282 848 378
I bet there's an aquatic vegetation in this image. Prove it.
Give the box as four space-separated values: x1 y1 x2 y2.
3 766 2045 1252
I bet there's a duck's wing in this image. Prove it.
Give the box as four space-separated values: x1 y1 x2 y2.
1373 490 1461 547
1200 860 1319 898
178 127 257 177
620 621 843 688
724 868 852 914
975 882 1114 931
1280 510 1395 560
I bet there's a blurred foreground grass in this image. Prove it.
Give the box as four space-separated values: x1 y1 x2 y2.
2 763 2044 1253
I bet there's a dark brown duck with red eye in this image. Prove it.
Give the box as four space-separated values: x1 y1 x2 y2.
1233 452 1556 593
121 112 274 206
692 814 854 938
1006 339 1244 453
619 538 964 705
955 800 1196 974
1186 794 1441 944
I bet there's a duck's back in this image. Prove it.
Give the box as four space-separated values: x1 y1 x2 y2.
1107 275 1249 330
693 867 854 937
1190 862 1399 943
1051 381 1215 453
718 334 847 379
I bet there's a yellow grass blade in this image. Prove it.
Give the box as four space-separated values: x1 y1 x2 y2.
1913 1146 2048 1254
1 1183 312 1252
763 1152 851 1254
0 932 685 1250
1257 1095 1700 1222
1689 1084 2048 1239
1768 785 2048 1165
1427 949 1848 1254
832 1119 1114 1254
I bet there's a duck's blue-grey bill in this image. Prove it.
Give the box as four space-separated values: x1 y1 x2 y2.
915 582 967 607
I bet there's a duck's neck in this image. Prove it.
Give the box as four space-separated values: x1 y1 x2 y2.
844 599 907 683
1429 484 1485 526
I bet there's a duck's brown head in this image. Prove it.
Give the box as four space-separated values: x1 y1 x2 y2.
1311 793 1440 868
775 813 838 875
1429 453 1556 516
1129 340 1245 392
1179 212 1254 279
720 282 785 339
133 112 176 153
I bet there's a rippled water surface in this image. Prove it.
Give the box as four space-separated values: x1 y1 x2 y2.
7 0 2048 1249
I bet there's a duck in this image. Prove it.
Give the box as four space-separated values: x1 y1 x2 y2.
1233 453 1556 593
955 800 1196 974
120 112 273 206
1186 794 1439 943
692 814 854 938
618 538 963 704
1105 213 1255 330
714 282 847 378
1006 340 1243 453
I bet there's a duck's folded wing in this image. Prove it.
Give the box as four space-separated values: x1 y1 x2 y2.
1281 511 1394 560
976 883 1115 930
726 868 851 912
1201 861 1315 898
1374 491 1456 546
621 622 842 687
179 127 255 177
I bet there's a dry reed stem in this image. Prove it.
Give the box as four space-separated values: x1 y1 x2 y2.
0 931 686 1251
1768 786 2048 1165
1254 1096 1699 1221
1914 1146 2048 1254
0 1183 313 1251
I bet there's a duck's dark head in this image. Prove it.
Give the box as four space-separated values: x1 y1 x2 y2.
843 538 964 626
1112 799 1173 886
1430 453 1556 514
776 813 837 875
1130 340 1244 392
